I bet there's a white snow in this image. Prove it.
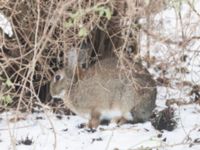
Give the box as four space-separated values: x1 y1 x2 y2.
0 105 200 150
0 13 13 37
1 1 200 150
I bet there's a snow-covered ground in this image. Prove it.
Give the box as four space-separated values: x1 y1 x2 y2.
0 105 199 150
1 1 200 150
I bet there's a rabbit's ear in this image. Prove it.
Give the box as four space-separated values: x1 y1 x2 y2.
78 41 93 69
63 49 81 81
63 41 92 81
65 42 92 70
64 48 78 71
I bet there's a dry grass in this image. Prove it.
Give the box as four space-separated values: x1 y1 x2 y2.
2 0 195 113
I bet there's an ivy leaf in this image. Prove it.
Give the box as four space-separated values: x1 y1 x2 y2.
4 95 12 104
94 6 112 20
96 6 105 16
5 79 13 87
70 11 81 20
104 8 112 20
0 76 4 80
64 19 74 28
78 27 88 37
1 95 12 106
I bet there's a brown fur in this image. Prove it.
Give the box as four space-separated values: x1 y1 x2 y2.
50 57 157 128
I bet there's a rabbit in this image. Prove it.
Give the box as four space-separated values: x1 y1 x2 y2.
50 56 157 128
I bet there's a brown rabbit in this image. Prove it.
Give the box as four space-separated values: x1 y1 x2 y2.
50 57 157 128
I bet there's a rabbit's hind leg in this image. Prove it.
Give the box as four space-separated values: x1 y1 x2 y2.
111 117 128 126
117 117 128 125
88 110 101 129
112 111 134 126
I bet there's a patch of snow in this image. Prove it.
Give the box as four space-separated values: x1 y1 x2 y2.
0 104 200 150
0 13 13 37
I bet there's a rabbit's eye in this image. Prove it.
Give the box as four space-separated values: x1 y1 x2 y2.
55 75 61 81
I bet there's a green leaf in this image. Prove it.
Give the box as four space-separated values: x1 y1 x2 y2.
64 19 74 28
97 6 105 16
5 78 13 87
104 8 112 20
94 6 112 20
0 76 4 80
70 11 81 19
1 95 12 105
5 95 12 104
78 27 88 37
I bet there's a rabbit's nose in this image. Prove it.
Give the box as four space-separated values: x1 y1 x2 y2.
55 75 61 81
